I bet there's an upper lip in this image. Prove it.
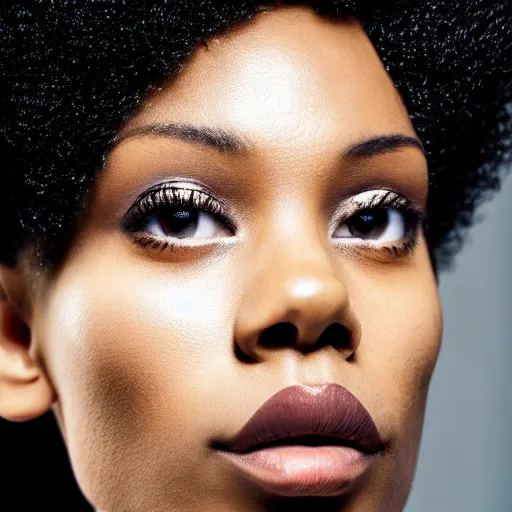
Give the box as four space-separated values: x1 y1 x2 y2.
217 383 384 454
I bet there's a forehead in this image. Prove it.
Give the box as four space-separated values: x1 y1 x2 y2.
124 6 416 147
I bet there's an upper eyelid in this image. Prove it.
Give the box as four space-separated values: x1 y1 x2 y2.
122 182 236 229
343 189 419 210
127 182 225 212
329 189 422 225
123 182 422 233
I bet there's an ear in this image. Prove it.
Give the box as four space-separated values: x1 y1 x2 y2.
0 264 56 422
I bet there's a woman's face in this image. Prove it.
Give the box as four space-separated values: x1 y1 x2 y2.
29 6 441 511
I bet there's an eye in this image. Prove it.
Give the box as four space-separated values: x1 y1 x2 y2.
122 183 235 249
145 207 230 240
331 189 424 255
334 208 405 242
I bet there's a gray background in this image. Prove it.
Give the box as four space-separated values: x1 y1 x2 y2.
406 173 512 511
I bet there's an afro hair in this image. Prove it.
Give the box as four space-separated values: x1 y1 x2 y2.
1 0 511 274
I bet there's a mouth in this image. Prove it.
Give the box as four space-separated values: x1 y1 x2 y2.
213 383 384 498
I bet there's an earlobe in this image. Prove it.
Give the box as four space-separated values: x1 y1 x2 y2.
0 266 56 422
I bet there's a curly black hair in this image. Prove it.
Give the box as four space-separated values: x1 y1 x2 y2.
1 0 511 275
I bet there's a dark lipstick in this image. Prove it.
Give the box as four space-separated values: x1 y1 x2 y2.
215 383 384 497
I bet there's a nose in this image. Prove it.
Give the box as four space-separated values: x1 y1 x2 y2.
234 242 361 363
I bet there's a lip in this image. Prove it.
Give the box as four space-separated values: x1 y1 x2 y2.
214 383 384 497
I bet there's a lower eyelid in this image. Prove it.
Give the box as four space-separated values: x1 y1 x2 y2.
127 232 240 257
331 237 419 258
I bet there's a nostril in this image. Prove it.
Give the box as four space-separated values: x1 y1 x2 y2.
255 322 353 355
234 322 299 363
317 323 352 354
259 322 298 348
235 319 357 362
234 341 258 363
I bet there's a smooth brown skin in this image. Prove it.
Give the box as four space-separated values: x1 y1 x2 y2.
0 6 442 511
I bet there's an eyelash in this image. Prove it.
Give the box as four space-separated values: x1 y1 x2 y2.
122 184 235 251
122 184 424 256
332 190 423 257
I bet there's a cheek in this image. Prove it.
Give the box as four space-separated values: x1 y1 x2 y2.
345 253 442 505
35 259 236 507
363 286 442 399
354 256 443 460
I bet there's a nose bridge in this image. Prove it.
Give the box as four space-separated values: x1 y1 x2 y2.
234 214 361 362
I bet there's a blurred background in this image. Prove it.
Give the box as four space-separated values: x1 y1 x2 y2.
1 175 511 511
406 172 512 512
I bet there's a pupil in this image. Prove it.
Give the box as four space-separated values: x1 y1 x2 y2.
349 209 387 237
160 209 198 237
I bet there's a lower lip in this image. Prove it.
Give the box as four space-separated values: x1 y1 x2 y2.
218 445 379 497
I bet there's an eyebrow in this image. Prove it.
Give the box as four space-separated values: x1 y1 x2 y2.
113 123 249 154
113 122 424 158
344 133 425 159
